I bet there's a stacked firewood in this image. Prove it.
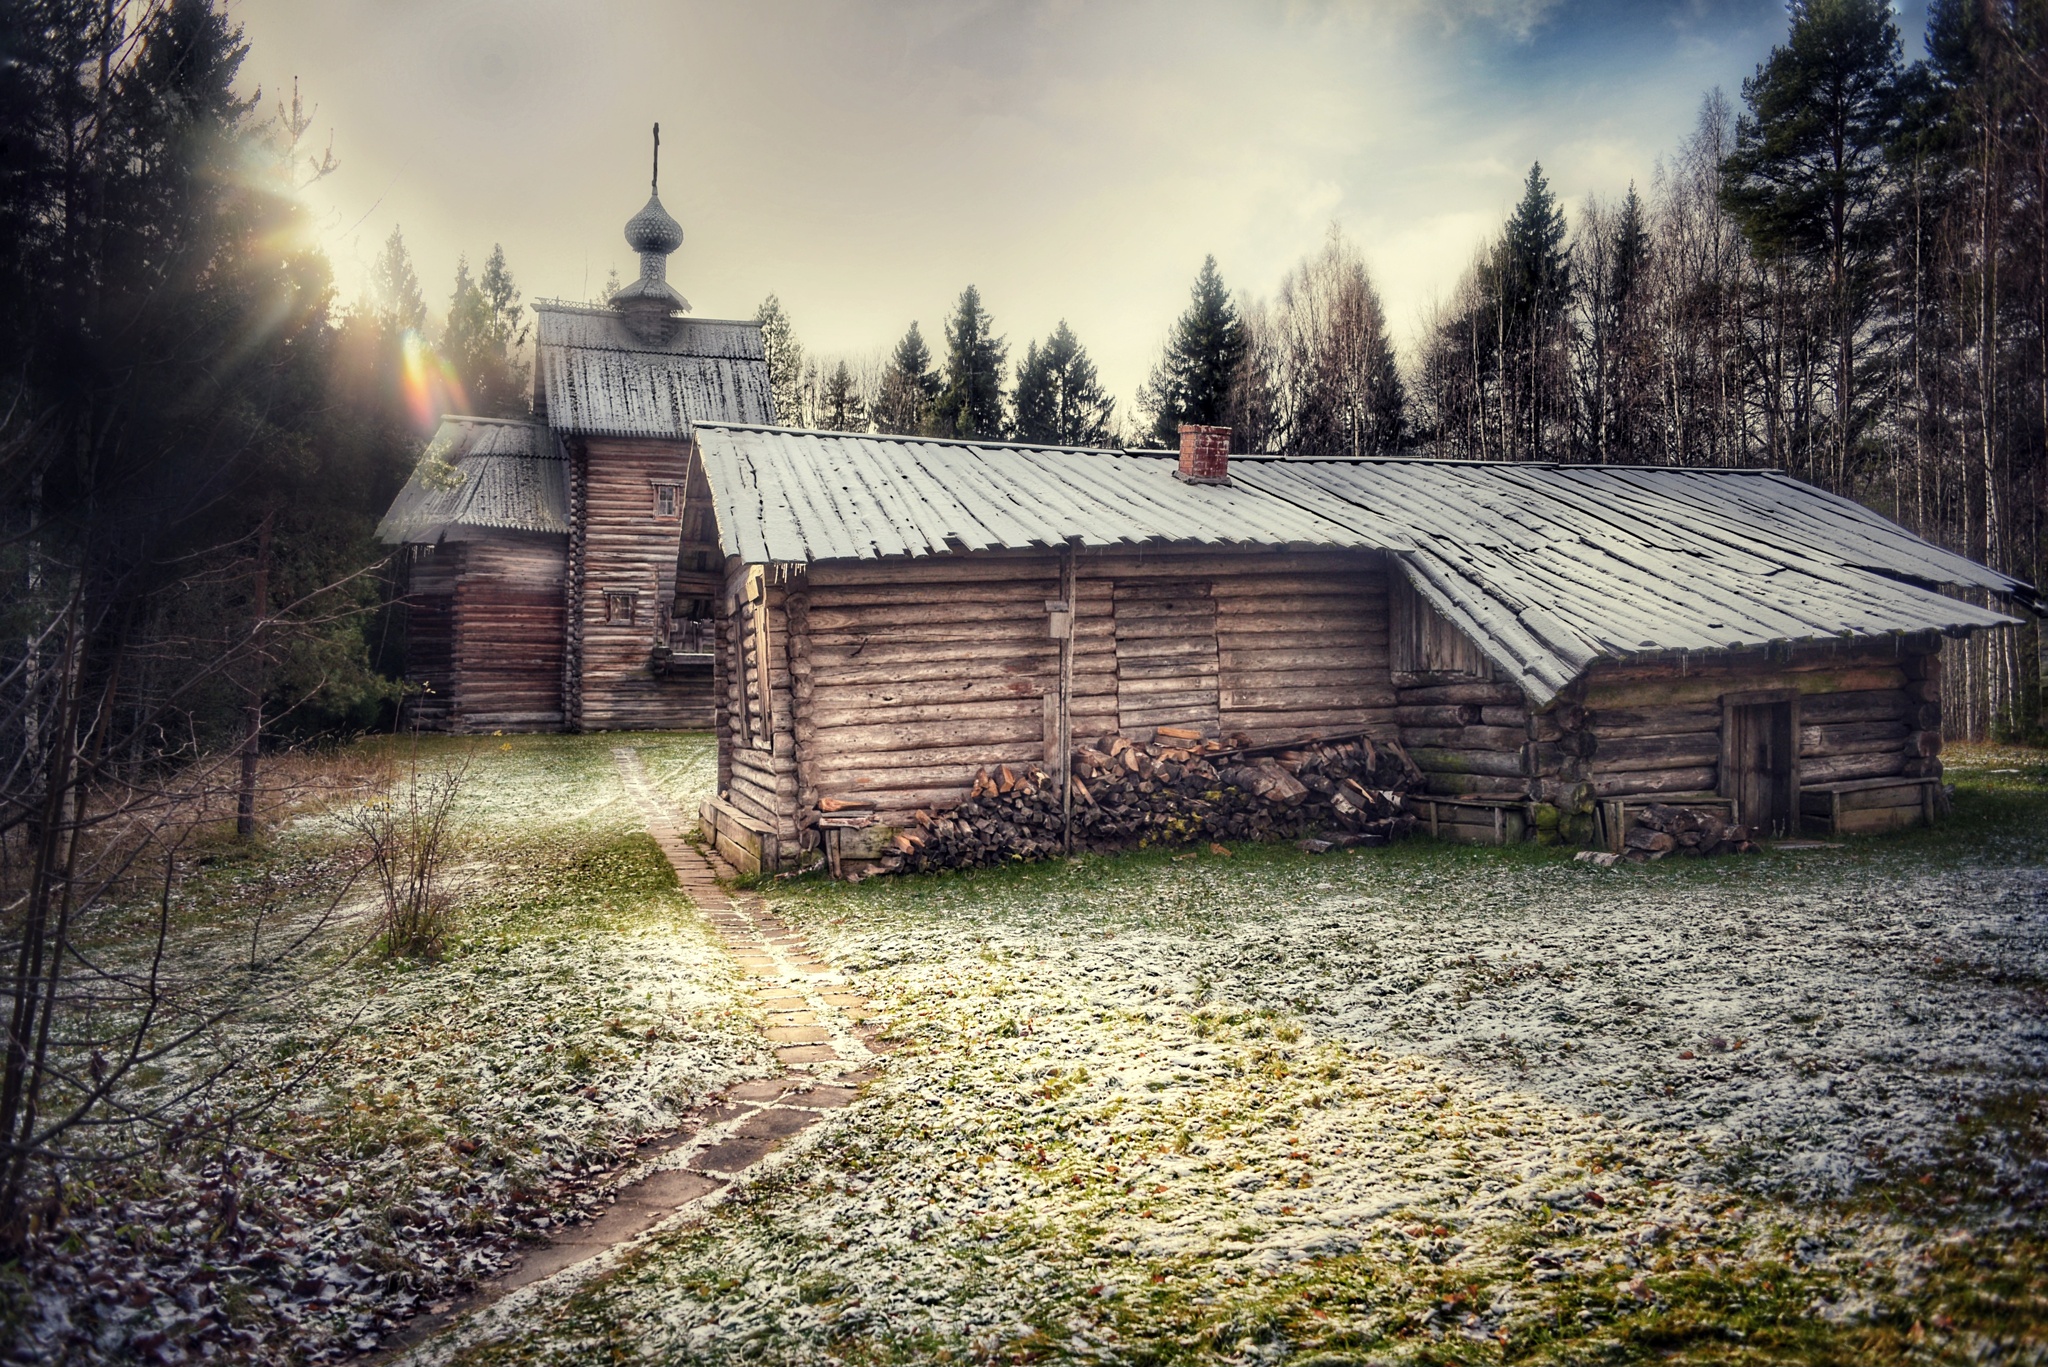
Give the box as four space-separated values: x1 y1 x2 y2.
878 729 1420 875
1073 731 1419 850
880 764 1071 873
1622 803 1760 860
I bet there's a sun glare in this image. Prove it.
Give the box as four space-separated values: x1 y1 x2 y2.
401 329 468 431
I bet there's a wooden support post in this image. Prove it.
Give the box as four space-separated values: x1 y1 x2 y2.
1058 545 1075 853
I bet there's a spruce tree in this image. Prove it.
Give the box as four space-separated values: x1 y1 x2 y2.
755 294 805 425
1141 256 1246 447
1722 0 1902 486
444 244 529 417
1496 163 1573 459
873 322 940 434
820 360 863 432
370 226 426 332
1012 320 1115 446
932 285 1007 439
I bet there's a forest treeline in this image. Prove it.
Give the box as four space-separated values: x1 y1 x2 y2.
766 0 2044 737
3 0 2043 786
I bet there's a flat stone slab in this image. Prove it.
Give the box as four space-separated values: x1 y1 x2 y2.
763 1026 831 1044
694 1134 778 1173
728 1079 795 1102
817 991 868 1008
500 1170 724 1290
775 1043 840 1064
766 1010 819 1026
757 995 808 1011
736 1106 822 1140
786 1085 859 1110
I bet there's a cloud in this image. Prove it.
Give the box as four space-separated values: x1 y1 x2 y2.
236 0 1789 410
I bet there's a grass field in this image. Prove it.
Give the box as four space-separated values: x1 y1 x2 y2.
5 734 2041 1365
424 740 2048 1367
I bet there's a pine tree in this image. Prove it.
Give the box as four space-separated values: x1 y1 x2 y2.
370 226 426 332
1141 256 1246 447
1010 320 1115 447
873 322 940 434
819 361 864 432
444 244 529 417
1499 163 1574 459
1722 0 1902 486
755 294 805 425
932 285 1007 439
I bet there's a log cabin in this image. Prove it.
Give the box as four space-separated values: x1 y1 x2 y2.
377 159 773 732
683 422 2036 873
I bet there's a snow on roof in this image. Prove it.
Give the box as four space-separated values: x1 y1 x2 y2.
531 302 773 438
692 423 2031 704
376 417 567 544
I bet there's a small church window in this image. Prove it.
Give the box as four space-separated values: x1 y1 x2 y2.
603 589 638 624
652 483 679 518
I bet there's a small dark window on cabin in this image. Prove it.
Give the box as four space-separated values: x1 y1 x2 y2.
603 589 638 625
652 483 679 518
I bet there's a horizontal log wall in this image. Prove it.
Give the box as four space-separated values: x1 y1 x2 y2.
1538 636 1946 808
576 436 711 731
449 534 567 732
788 548 1400 839
799 554 1061 831
1394 677 1532 798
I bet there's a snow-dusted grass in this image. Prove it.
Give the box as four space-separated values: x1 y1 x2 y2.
4 732 762 1364
442 745 2047 1366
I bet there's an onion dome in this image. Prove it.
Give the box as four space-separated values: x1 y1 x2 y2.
624 192 683 256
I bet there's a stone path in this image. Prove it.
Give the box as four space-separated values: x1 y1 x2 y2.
378 750 888 1362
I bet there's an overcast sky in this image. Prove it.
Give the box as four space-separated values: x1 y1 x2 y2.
231 0 1932 415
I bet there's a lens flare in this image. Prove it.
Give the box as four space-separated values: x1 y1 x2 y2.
401 330 469 431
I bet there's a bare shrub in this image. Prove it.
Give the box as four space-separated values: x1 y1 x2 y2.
343 747 470 959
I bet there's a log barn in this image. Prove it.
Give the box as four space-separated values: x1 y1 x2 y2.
377 164 773 732
683 422 2035 872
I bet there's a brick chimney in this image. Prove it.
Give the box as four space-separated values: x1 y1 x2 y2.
1177 424 1231 485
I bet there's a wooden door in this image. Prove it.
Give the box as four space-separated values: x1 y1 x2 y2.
1113 581 1220 737
1723 695 1800 835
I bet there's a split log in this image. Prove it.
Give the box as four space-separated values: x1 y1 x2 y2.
1582 666 1906 712
1587 731 1721 771
1800 720 1909 755
1423 772 1529 797
1401 724 1527 751
1405 747 1526 778
1395 682 1527 706
1799 689 1909 725
1589 766 1719 799
1583 703 1722 738
1800 750 1908 784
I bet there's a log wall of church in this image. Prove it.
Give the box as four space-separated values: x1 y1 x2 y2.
573 436 713 731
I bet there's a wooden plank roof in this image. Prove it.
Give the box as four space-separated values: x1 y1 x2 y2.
376 417 567 544
531 303 773 438
693 424 2031 704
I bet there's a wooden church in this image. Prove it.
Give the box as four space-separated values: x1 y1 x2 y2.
378 145 772 732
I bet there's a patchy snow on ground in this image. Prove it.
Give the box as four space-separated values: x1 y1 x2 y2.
6 734 766 1365
433 752 2047 1366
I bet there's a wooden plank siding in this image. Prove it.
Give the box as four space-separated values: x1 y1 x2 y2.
450 536 566 731
744 548 1402 858
707 529 1950 868
570 437 714 730
401 546 460 731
